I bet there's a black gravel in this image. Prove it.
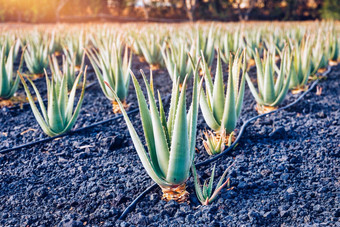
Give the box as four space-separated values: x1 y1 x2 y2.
0 57 339 226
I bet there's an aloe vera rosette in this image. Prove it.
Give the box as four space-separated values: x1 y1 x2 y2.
192 163 234 205
105 61 201 202
0 44 23 100
161 41 192 84
18 67 87 137
49 53 85 91
87 44 132 113
200 49 246 155
288 37 312 93
246 48 292 114
24 41 49 77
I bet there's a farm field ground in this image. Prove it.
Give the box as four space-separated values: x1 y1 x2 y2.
0 22 339 226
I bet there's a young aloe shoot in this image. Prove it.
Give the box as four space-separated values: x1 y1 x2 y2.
192 162 235 205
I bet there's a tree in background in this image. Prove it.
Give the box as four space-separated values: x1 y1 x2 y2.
320 0 340 20
185 0 197 21
0 0 338 22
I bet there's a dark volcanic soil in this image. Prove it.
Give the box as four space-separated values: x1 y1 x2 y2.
0 58 339 226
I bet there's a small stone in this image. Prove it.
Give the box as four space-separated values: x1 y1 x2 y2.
78 152 91 159
269 127 286 139
286 187 294 194
35 187 48 199
313 205 322 213
316 111 326 118
280 209 290 217
280 173 289 181
248 209 261 221
263 211 273 218
109 135 125 150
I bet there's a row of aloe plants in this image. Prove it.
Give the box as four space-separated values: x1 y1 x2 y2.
0 22 339 205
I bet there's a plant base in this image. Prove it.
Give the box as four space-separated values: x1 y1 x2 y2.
291 85 308 95
199 67 212 77
329 60 338 66
75 65 81 71
112 100 130 114
138 56 146 63
54 51 62 56
160 183 189 203
203 130 235 155
150 64 161 71
256 103 278 114
248 59 256 68
317 68 327 74
0 94 28 108
203 130 225 155
30 73 44 80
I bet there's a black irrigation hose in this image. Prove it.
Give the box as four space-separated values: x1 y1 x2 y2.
118 65 333 220
0 91 173 154
0 108 139 155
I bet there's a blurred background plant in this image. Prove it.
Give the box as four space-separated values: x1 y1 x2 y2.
0 0 338 23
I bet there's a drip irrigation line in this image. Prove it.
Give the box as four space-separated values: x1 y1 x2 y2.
0 108 139 155
118 184 158 220
196 79 320 167
0 92 173 155
118 65 333 221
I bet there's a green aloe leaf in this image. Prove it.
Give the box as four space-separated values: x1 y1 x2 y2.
212 51 225 124
166 76 189 185
141 70 170 177
104 81 171 188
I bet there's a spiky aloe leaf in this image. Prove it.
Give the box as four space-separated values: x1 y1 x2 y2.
212 51 225 124
140 70 170 177
18 66 86 137
104 81 171 188
245 73 265 105
166 76 189 185
192 165 205 204
18 72 55 136
263 52 276 104
129 70 163 178
200 89 221 131
221 62 236 134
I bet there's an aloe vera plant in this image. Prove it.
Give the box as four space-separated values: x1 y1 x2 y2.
191 27 215 67
327 31 339 63
200 50 246 155
138 33 164 70
192 163 234 205
0 44 23 100
246 48 292 114
288 37 312 92
87 43 132 113
0 37 21 62
219 30 241 64
49 53 85 91
311 34 328 73
161 41 192 84
24 41 49 76
63 33 86 67
242 30 263 62
128 32 144 59
105 60 201 202
18 67 87 137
